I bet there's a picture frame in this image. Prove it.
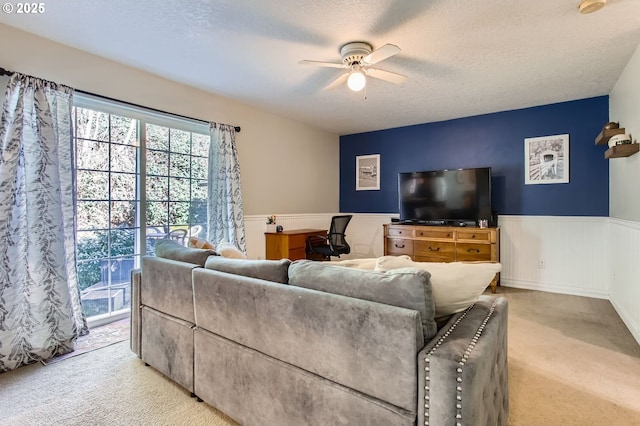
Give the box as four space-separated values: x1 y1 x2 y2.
524 134 569 185
356 154 380 191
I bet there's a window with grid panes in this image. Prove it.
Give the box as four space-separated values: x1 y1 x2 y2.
72 94 210 323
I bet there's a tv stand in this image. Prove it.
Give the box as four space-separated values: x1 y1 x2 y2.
383 223 501 293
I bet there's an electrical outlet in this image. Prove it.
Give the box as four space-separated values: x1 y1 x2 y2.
538 259 545 269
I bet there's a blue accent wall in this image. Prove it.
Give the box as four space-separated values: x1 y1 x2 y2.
340 96 609 216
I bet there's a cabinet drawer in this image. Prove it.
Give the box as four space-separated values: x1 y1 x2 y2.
415 229 454 240
289 247 307 261
414 241 455 261
289 234 310 249
387 227 414 238
457 230 490 242
386 238 413 255
456 243 492 261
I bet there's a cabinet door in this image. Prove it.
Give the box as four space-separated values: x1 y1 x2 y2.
386 238 413 256
414 241 455 262
456 243 492 261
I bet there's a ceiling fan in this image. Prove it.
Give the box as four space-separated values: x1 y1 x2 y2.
299 42 407 92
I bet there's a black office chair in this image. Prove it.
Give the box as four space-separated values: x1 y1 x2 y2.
306 215 353 260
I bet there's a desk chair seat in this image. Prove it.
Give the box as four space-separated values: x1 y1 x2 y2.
306 215 353 260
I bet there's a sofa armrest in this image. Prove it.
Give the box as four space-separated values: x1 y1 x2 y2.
417 296 508 426
130 268 142 358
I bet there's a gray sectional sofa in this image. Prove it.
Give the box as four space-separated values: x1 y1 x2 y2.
130 241 509 425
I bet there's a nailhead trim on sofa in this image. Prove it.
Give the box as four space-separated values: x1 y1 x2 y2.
423 298 499 426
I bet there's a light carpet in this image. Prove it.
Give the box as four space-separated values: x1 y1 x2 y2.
0 340 237 426
42 317 130 365
1 287 639 425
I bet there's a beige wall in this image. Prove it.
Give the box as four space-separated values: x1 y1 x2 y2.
609 43 640 222
0 23 339 215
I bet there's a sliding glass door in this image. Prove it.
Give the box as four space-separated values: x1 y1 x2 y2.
72 97 210 324
145 124 209 253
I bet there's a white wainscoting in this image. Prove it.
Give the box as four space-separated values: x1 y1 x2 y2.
244 213 637 344
498 215 611 299
245 215 611 298
609 218 640 345
246 214 610 299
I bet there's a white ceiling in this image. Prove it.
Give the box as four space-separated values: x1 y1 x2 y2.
2 0 640 135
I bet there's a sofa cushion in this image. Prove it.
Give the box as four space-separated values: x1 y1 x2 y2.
155 239 216 267
374 256 502 319
288 260 437 340
204 257 291 284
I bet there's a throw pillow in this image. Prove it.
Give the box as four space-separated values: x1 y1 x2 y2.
217 241 247 259
374 256 502 319
288 260 437 341
205 257 291 284
154 239 217 267
188 236 215 250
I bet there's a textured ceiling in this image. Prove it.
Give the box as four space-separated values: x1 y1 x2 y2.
1 0 640 135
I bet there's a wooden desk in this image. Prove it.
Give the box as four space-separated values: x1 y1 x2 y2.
265 229 327 261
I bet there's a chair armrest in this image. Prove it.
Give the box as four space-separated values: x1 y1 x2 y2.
306 234 328 250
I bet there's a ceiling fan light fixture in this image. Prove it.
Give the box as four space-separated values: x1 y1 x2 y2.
578 0 606 14
347 70 366 92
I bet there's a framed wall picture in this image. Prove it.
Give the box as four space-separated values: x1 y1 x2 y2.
356 154 380 191
524 134 569 185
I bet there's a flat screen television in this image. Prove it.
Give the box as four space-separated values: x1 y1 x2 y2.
398 167 492 226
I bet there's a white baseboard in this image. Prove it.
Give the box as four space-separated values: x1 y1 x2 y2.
501 279 609 299
610 297 640 347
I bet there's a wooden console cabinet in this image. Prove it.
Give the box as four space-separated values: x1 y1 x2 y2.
383 224 500 292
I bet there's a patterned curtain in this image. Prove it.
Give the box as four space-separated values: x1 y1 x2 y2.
0 73 87 372
207 123 246 252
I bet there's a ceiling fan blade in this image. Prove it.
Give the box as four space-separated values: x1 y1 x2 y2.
299 60 346 69
363 43 401 65
366 68 408 85
324 72 349 90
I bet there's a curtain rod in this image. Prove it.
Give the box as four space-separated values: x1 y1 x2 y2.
0 67 241 133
